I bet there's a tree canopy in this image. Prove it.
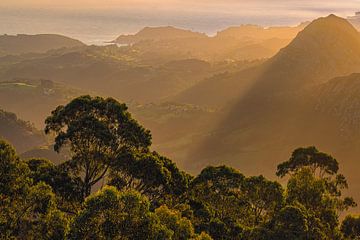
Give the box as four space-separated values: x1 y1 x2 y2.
1 96 359 240
45 95 152 199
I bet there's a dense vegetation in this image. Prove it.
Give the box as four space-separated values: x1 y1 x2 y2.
1 95 360 239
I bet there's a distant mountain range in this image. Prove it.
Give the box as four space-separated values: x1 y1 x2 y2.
172 15 360 108
174 15 360 207
112 24 307 62
2 14 360 208
114 26 208 44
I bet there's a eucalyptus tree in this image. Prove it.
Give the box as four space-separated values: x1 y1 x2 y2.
45 95 152 199
276 146 357 239
0 140 68 239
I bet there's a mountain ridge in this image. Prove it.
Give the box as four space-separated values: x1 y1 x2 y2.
0 34 85 56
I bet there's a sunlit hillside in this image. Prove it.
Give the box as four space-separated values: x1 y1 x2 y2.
2 1 360 238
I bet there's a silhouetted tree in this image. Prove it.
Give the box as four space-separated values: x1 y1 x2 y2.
341 215 360 239
45 95 151 199
108 150 190 201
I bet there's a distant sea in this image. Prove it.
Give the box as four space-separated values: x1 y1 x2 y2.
0 7 353 45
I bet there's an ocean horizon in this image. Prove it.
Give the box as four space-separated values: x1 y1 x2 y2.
0 7 340 45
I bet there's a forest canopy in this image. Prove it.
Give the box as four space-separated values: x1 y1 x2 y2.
1 95 360 240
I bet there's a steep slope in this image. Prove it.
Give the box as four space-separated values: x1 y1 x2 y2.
262 14 360 91
170 16 360 208
0 109 46 153
178 15 360 170
314 73 360 134
170 62 264 107
0 34 85 56
173 15 360 107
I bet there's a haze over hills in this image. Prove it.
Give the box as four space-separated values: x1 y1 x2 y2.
174 15 360 206
215 23 308 40
112 23 306 62
0 34 85 56
173 15 360 108
114 26 207 44
3 14 360 209
0 78 84 127
182 14 360 163
0 108 45 153
4 1 360 238
0 43 267 109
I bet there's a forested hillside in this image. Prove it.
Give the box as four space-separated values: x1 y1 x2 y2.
1 95 359 239
2 12 360 239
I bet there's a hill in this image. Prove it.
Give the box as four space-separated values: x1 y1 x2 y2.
113 26 207 44
112 24 305 62
20 145 68 164
314 73 360 135
172 15 360 206
0 34 85 56
0 109 46 153
262 14 360 90
215 23 307 40
173 15 360 107
0 45 258 105
0 79 84 127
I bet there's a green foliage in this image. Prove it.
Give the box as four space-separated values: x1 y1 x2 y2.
341 215 360 239
187 166 284 239
271 205 309 240
0 139 30 196
45 95 152 198
276 147 357 239
2 95 360 240
276 146 339 178
68 186 158 239
108 150 190 201
242 175 284 226
68 186 206 240
0 140 69 239
25 158 83 212
155 205 195 240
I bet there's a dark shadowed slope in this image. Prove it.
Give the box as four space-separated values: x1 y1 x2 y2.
176 15 360 206
173 15 360 109
260 14 360 91
0 34 85 56
0 109 46 153
182 15 360 175
0 79 83 127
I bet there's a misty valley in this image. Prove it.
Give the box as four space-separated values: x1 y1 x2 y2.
2 11 360 240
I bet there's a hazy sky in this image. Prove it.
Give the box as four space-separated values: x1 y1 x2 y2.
2 0 360 15
1 0 360 44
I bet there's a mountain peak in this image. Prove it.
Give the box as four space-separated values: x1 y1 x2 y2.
304 14 357 32
264 15 360 89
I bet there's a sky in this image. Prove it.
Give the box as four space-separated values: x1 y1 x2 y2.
2 0 360 14
1 0 360 44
